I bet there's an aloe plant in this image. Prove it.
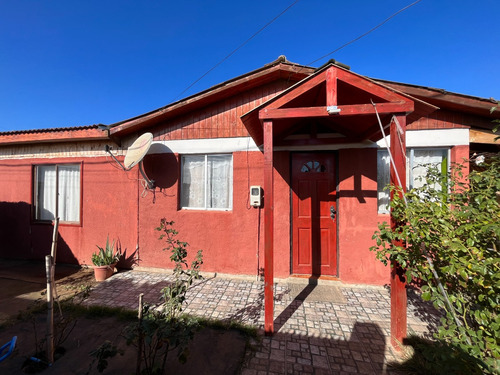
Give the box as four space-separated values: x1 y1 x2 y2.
92 236 121 266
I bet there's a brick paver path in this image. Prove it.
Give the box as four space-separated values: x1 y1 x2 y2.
84 271 440 374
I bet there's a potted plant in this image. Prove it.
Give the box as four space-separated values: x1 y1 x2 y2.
91 236 121 281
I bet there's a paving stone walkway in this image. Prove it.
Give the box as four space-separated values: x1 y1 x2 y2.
84 270 441 374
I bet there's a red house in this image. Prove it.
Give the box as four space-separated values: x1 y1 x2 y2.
0 57 498 338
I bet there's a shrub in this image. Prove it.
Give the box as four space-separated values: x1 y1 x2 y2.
371 154 500 373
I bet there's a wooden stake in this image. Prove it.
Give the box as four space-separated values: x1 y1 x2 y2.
51 218 62 317
45 255 54 364
45 218 59 364
50 218 59 260
136 293 144 374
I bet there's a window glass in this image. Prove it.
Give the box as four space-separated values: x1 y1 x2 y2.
35 164 81 222
377 148 448 214
377 151 391 214
181 154 233 210
300 161 326 173
409 149 448 190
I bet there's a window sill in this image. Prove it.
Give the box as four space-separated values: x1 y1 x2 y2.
32 221 82 227
179 208 232 212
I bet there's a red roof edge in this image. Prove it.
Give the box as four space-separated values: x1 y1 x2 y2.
0 125 109 145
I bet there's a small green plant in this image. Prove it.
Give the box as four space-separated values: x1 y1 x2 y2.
88 340 124 374
122 219 203 374
156 219 203 319
92 236 121 266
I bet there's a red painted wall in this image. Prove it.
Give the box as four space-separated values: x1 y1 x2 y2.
337 148 390 285
137 151 265 275
136 150 295 278
0 157 138 267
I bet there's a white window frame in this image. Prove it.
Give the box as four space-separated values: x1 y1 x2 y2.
377 147 449 214
33 163 82 224
180 154 233 211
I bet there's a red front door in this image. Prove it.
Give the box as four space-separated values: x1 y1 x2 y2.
292 153 337 276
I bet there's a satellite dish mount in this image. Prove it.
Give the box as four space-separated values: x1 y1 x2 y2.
105 132 155 189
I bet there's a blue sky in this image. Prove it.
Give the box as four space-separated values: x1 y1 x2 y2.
0 0 498 132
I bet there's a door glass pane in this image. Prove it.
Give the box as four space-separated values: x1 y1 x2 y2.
301 161 326 173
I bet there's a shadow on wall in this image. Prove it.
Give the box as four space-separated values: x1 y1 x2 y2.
0 201 77 265
143 144 179 190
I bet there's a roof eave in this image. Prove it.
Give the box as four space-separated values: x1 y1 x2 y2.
375 79 499 119
0 127 109 146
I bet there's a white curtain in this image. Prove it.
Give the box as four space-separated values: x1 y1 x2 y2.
207 155 232 209
37 166 56 220
181 154 232 209
58 165 80 222
181 156 206 208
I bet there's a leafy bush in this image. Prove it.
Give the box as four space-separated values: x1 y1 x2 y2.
371 154 500 373
123 219 203 374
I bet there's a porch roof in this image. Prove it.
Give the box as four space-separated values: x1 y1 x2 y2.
241 63 438 147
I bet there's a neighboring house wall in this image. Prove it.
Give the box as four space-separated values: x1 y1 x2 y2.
0 148 138 267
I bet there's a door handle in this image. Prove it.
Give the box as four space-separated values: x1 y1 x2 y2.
330 206 336 221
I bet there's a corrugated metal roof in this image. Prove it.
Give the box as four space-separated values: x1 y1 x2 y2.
0 124 100 136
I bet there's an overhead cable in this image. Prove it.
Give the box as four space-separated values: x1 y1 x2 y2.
306 0 423 66
173 0 301 101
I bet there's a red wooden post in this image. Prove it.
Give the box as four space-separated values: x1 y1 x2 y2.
326 67 337 107
263 120 274 335
390 114 407 349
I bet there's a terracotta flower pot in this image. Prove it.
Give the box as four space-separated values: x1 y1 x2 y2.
93 263 117 282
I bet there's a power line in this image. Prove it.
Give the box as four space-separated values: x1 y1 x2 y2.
306 0 423 66
173 0 422 101
173 0 301 101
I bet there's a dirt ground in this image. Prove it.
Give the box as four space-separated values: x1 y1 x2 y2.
0 260 249 374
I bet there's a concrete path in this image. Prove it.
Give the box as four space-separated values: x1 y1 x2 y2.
84 270 441 374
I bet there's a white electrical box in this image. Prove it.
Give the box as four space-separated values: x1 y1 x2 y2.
250 185 262 207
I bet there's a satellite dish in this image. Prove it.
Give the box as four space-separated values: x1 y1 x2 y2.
105 132 155 189
124 133 153 170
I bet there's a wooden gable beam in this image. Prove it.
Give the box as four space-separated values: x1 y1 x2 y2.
266 70 327 110
336 69 411 104
260 102 414 120
261 107 327 119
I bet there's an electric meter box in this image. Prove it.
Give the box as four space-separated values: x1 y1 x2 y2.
250 186 262 207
